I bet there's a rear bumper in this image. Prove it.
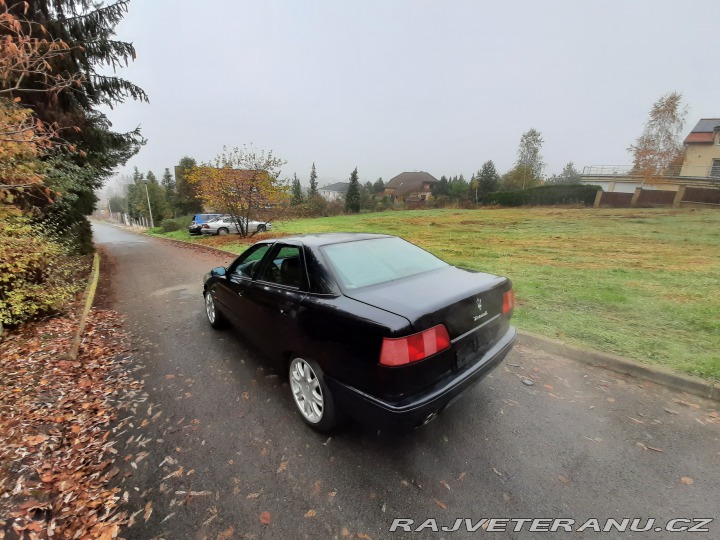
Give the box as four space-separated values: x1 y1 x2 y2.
188 226 202 235
327 326 516 429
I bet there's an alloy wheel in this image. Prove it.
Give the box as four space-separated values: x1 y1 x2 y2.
289 358 324 423
205 292 216 324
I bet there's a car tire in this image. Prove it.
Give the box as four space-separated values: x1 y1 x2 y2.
289 357 339 432
257 224 266 232
217 227 229 236
204 289 228 329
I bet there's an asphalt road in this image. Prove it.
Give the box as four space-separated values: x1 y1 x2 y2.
92 222 720 540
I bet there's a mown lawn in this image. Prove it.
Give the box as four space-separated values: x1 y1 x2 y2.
149 208 720 379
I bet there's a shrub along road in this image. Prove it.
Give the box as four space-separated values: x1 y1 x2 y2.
93 222 720 539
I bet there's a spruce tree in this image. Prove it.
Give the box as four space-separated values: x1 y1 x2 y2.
478 160 500 199
432 176 450 197
8 0 147 173
308 162 318 197
291 173 304 205
162 168 176 214
345 167 361 213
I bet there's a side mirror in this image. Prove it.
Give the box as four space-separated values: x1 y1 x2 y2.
210 267 226 277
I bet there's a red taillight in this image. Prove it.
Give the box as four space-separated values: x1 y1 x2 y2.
379 325 451 367
202 224 209 228
502 289 514 316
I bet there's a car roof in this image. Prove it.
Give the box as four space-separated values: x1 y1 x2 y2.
260 232 394 248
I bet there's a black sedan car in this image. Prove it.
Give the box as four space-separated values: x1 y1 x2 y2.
203 233 516 431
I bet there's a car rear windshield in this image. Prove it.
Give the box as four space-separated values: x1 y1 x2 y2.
321 237 448 290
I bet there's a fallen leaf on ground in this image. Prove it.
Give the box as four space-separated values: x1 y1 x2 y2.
162 466 183 480
24 434 49 446
672 399 700 409
277 461 288 473
432 498 447 510
217 526 234 540
259 511 271 525
558 475 570 484
304 509 316 518
440 480 451 491
144 501 153 522
680 477 694 485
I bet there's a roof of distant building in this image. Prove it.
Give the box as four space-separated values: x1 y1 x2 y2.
684 118 720 144
320 182 350 192
384 171 439 195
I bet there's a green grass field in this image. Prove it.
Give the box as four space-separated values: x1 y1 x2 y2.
149 208 720 379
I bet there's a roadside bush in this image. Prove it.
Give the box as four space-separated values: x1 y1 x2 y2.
161 220 180 232
0 209 86 329
160 214 193 232
487 184 602 207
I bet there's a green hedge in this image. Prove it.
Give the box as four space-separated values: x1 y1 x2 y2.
486 184 602 207
160 214 194 232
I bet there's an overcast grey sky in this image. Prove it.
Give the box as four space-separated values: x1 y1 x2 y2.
108 0 719 187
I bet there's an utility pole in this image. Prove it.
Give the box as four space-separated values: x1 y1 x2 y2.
143 181 155 228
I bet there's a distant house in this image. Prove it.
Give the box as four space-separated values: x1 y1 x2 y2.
580 117 720 193
384 171 439 201
680 118 720 178
319 182 349 201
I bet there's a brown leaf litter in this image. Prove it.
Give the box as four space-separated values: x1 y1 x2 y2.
0 307 141 539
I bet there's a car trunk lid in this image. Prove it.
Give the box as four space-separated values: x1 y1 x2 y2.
345 266 508 337
345 266 512 398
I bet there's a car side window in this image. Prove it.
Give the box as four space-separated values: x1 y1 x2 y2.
228 244 272 280
256 245 306 289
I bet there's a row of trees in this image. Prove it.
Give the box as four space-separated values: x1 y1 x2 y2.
428 128 582 204
108 155 208 224
423 91 688 206
115 91 687 231
291 165 387 214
